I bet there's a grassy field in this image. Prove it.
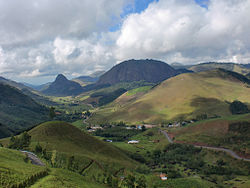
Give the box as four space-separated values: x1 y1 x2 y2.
89 69 250 124
0 147 47 187
30 168 105 188
126 86 152 96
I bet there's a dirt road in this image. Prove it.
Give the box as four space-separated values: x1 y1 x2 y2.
160 130 250 162
21 151 45 166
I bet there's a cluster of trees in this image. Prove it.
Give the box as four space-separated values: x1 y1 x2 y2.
229 100 249 114
8 132 31 149
95 127 141 141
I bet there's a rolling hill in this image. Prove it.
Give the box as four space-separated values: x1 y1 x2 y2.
0 83 49 138
42 74 83 96
188 62 250 75
97 59 178 85
169 114 250 157
89 69 250 124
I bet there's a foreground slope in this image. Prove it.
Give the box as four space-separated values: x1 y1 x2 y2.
0 83 49 138
90 69 250 124
29 121 135 168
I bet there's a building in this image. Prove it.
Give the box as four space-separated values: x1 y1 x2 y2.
128 140 139 144
160 173 168 181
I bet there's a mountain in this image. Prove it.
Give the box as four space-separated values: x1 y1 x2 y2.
97 59 178 85
0 83 49 138
89 70 106 78
22 82 51 91
0 76 30 90
188 62 250 75
90 69 250 124
72 76 99 86
42 74 83 96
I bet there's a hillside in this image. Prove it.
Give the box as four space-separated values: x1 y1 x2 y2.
90 69 250 124
97 59 178 85
42 74 83 96
169 114 250 157
0 76 30 90
188 62 250 75
0 83 49 138
28 121 135 168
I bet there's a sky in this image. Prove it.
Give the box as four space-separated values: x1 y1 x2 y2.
0 0 250 84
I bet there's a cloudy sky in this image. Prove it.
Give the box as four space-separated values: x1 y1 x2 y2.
0 0 250 84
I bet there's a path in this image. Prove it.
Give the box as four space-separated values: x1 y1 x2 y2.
21 151 45 166
160 130 250 162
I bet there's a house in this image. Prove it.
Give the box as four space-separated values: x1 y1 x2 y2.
160 173 168 181
128 140 139 144
106 139 113 142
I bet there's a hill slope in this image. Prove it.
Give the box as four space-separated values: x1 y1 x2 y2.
97 59 178 85
188 62 250 75
42 74 83 96
29 121 135 168
90 69 250 124
0 83 49 138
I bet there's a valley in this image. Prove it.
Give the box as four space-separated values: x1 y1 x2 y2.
1 60 250 187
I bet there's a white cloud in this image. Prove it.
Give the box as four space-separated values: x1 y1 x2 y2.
115 0 250 64
1 0 250 84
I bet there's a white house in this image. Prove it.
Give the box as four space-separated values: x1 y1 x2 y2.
128 140 139 144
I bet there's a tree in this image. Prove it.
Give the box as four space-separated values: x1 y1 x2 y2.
35 142 43 154
49 106 56 119
51 150 58 167
230 100 249 114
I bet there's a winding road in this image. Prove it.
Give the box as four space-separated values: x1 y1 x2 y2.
160 130 250 162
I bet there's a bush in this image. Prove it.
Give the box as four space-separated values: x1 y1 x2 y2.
229 100 249 114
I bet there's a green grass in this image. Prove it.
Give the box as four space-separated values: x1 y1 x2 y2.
126 86 152 96
109 128 170 161
30 168 105 188
0 147 47 187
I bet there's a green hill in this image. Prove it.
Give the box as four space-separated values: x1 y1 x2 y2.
0 83 49 138
89 69 250 124
169 114 250 157
28 121 136 169
188 62 250 75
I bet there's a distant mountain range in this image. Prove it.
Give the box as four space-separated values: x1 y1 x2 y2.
42 74 83 96
0 83 49 138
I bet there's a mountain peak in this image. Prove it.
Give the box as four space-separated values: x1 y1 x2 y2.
55 74 68 82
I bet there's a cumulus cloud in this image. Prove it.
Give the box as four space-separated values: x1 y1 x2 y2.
116 0 250 64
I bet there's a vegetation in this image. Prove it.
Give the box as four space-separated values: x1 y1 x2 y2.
170 113 250 156
0 83 49 138
95 126 142 141
230 100 249 114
